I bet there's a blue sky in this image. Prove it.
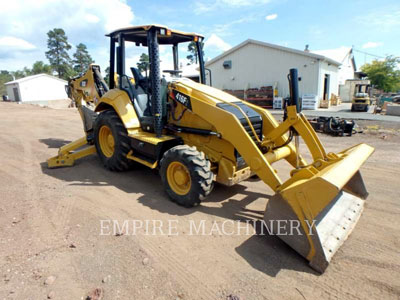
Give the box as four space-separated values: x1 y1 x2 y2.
0 0 399 72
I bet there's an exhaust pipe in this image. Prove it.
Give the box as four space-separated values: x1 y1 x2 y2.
289 68 301 113
288 68 301 167
147 29 163 137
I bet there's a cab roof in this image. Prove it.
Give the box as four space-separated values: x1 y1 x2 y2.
106 24 204 45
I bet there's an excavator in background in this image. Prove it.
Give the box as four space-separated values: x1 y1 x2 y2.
48 25 374 273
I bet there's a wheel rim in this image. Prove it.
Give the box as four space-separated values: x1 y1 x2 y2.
99 125 115 157
167 161 191 195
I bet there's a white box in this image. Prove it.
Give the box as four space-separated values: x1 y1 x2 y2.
273 97 283 109
302 94 318 110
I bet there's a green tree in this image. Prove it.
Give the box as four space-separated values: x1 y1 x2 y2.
22 67 32 76
31 61 52 75
137 53 149 73
104 66 110 84
361 56 400 92
12 68 30 79
72 43 94 74
45 28 72 79
186 41 204 65
0 70 13 96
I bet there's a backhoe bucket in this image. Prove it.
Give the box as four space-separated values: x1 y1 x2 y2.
264 143 374 273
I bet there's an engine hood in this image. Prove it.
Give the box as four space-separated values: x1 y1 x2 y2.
170 77 241 106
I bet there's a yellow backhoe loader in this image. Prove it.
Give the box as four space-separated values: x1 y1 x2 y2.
48 25 374 273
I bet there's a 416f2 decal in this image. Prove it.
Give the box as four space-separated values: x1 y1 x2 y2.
172 90 192 110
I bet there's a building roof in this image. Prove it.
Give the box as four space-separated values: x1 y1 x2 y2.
312 47 356 70
180 64 199 77
5 74 67 85
205 39 341 67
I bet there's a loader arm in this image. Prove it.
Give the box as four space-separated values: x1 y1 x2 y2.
182 92 326 193
172 78 373 273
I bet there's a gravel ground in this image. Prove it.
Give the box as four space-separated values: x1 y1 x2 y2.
0 102 399 300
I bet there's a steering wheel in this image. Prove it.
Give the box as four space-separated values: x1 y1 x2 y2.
163 70 182 76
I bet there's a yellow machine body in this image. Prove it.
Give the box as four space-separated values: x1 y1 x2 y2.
47 25 374 273
164 80 373 272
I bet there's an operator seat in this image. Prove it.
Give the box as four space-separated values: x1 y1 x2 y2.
120 69 154 131
130 67 152 117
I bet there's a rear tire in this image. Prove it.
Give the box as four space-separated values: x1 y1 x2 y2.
94 110 133 171
160 145 214 207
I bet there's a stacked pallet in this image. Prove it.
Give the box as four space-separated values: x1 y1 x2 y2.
320 99 330 108
223 89 245 100
330 94 342 106
245 86 274 108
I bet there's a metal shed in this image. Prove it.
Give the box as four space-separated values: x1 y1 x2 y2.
5 74 68 104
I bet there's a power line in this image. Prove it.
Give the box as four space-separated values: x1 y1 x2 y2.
353 48 384 59
352 48 385 65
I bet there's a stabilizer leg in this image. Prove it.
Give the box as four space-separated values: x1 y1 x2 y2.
47 137 96 168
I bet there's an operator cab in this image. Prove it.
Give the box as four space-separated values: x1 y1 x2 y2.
106 25 206 135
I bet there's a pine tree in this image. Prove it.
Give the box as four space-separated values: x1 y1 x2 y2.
31 61 52 75
104 66 110 85
72 43 94 74
137 53 149 73
186 41 204 65
45 28 72 79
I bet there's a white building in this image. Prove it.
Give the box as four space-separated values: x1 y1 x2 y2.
180 64 200 82
205 39 341 101
312 47 358 102
312 47 356 85
5 74 68 103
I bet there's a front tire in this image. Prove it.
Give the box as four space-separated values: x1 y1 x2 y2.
94 110 133 171
160 145 214 207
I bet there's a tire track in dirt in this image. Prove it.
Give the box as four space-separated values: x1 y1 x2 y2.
139 236 218 300
112 207 219 300
365 278 400 297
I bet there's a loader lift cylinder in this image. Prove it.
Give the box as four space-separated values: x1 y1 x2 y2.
147 29 163 137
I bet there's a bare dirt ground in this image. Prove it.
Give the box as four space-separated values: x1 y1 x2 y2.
0 101 399 300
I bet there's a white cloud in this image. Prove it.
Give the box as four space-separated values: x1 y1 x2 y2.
358 8 400 32
0 36 36 50
84 14 100 24
222 0 269 6
0 0 135 71
265 14 277 21
362 42 383 49
200 16 257 38
308 26 324 39
195 0 270 14
205 34 232 52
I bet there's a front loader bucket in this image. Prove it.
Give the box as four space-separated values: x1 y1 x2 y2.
264 143 374 273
